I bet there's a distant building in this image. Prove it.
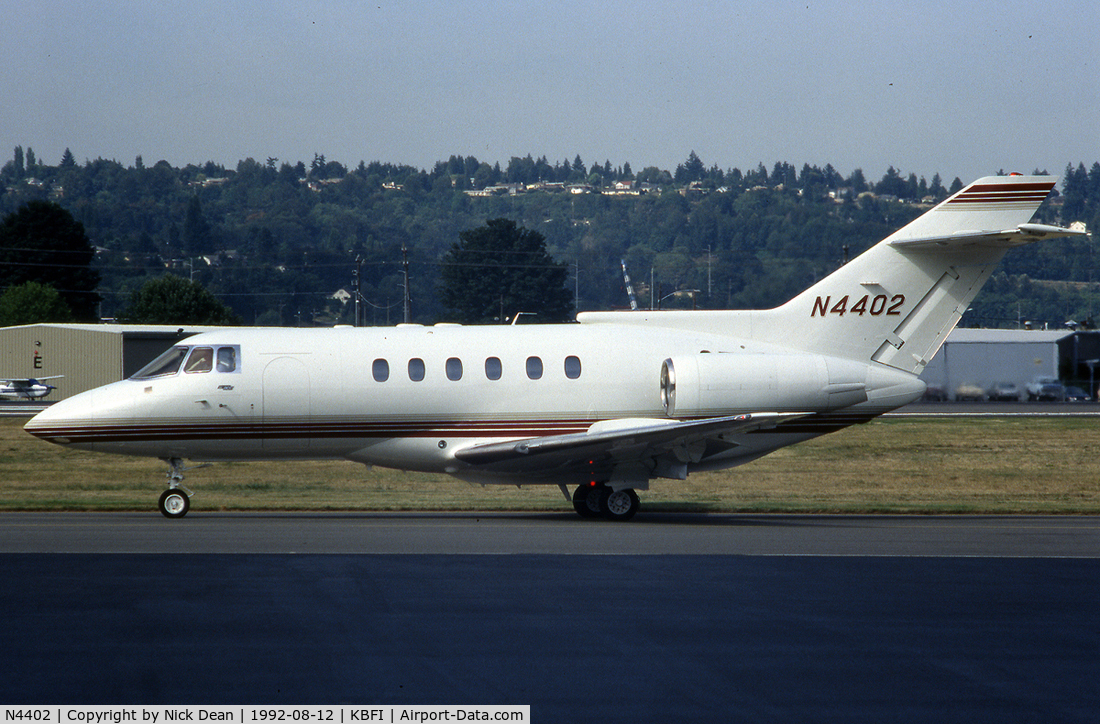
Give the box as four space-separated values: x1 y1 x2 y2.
0 324 226 400
920 328 1100 398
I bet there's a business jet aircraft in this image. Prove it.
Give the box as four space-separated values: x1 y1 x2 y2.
25 175 1087 519
1 376 62 401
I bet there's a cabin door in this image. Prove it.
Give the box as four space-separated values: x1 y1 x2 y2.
262 356 311 450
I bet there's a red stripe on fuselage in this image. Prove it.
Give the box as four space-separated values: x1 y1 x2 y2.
26 418 594 443
26 411 877 445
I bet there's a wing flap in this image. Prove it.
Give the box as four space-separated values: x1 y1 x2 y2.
452 412 807 472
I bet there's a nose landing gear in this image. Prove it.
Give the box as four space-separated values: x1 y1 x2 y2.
158 487 190 518
158 457 205 518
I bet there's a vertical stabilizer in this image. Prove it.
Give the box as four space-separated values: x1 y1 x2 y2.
769 175 1081 373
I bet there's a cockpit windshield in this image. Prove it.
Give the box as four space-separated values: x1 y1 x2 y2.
131 345 240 380
185 347 213 373
131 346 189 379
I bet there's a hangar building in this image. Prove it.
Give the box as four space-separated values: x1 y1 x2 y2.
920 328 1100 400
0 324 223 401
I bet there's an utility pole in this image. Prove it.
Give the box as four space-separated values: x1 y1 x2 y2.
352 254 362 327
574 259 580 312
707 245 712 298
401 242 411 324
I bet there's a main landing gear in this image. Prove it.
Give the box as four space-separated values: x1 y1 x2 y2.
158 457 204 518
571 483 640 521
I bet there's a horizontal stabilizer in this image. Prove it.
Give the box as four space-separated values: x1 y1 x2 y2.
882 175 1060 247
889 222 1088 250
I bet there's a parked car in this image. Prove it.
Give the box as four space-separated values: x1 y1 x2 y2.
986 381 1020 402
1026 376 1066 401
922 384 948 402
954 382 986 402
1065 386 1091 402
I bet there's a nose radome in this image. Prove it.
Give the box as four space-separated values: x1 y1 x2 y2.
23 386 102 442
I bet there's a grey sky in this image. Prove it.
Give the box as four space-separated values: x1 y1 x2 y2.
4 1 1097 184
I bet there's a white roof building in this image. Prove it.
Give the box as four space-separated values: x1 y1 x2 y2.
920 328 1070 395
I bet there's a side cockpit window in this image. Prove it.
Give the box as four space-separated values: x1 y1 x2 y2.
216 346 237 372
187 346 240 374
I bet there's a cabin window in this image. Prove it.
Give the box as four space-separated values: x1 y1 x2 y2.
372 359 389 382
216 347 237 373
131 346 188 379
185 347 214 374
485 357 502 381
408 358 425 382
564 356 582 379
526 356 543 380
446 357 463 381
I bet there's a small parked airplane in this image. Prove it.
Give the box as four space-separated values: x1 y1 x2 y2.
24 175 1087 519
1 376 63 401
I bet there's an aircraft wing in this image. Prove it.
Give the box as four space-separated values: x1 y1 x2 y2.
453 412 808 480
0 376 63 400
1 376 63 386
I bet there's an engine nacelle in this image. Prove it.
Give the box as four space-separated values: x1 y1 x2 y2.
660 352 869 417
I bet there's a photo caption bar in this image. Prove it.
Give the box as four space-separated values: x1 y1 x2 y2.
2 707 529 724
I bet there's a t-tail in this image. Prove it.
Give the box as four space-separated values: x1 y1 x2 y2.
767 175 1087 374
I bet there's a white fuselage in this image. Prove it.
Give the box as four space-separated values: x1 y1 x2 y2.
24 321 923 485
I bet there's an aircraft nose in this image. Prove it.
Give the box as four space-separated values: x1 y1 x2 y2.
23 387 101 445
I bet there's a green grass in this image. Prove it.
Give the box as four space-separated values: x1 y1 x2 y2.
3 416 1099 514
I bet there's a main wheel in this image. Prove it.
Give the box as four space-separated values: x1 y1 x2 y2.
598 487 640 521
572 484 603 518
159 488 190 518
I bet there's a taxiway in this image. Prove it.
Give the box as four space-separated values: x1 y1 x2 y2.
1 513 1098 721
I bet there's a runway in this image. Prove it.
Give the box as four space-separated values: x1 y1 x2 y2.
2 514 1099 722
2 511 1100 556
892 400 1100 416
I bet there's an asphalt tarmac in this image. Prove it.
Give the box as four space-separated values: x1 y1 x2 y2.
2 513 1098 722
2 511 1100 556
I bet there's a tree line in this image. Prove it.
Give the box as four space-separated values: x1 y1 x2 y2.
2 145 1098 329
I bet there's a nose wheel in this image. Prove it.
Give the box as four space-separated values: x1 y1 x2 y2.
158 457 203 518
159 488 190 518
